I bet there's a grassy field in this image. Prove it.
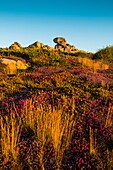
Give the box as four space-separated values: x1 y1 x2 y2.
0 48 113 169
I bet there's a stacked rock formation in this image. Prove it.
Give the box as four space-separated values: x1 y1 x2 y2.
9 42 23 50
53 37 87 54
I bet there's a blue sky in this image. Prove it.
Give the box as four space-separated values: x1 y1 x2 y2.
0 0 113 52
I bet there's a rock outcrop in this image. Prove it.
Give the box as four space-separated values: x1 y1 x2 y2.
53 37 87 54
28 42 54 51
28 41 44 48
0 57 28 75
9 42 23 50
1 37 88 54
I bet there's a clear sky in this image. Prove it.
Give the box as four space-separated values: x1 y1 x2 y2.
0 0 113 52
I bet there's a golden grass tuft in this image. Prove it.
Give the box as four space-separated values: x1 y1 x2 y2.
0 96 76 169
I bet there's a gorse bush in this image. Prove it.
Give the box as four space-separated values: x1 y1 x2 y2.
93 46 113 64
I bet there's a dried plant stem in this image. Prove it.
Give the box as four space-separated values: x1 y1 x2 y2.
89 126 97 156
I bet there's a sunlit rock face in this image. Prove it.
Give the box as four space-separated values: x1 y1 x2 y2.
16 60 28 70
0 58 17 74
0 58 28 75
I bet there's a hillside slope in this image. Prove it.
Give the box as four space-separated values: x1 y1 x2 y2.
0 45 113 169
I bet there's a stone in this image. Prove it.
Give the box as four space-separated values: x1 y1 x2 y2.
79 50 87 53
9 42 23 50
28 41 42 48
70 45 76 51
53 37 79 53
28 42 45 49
55 43 77 53
64 46 71 53
0 57 28 75
55 45 64 52
0 58 17 74
53 37 67 47
16 60 28 70
40 43 44 48
42 45 54 51
2 56 26 63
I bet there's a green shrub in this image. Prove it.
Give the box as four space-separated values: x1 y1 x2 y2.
93 46 113 64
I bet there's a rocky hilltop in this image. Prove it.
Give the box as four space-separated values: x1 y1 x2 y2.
0 37 92 75
1 37 88 54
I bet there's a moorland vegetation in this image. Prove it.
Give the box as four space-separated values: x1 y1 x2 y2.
0 41 113 169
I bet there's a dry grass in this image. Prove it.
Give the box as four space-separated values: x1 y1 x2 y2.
0 97 76 169
78 57 109 72
0 113 21 162
89 105 113 169
105 106 113 128
0 95 112 169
